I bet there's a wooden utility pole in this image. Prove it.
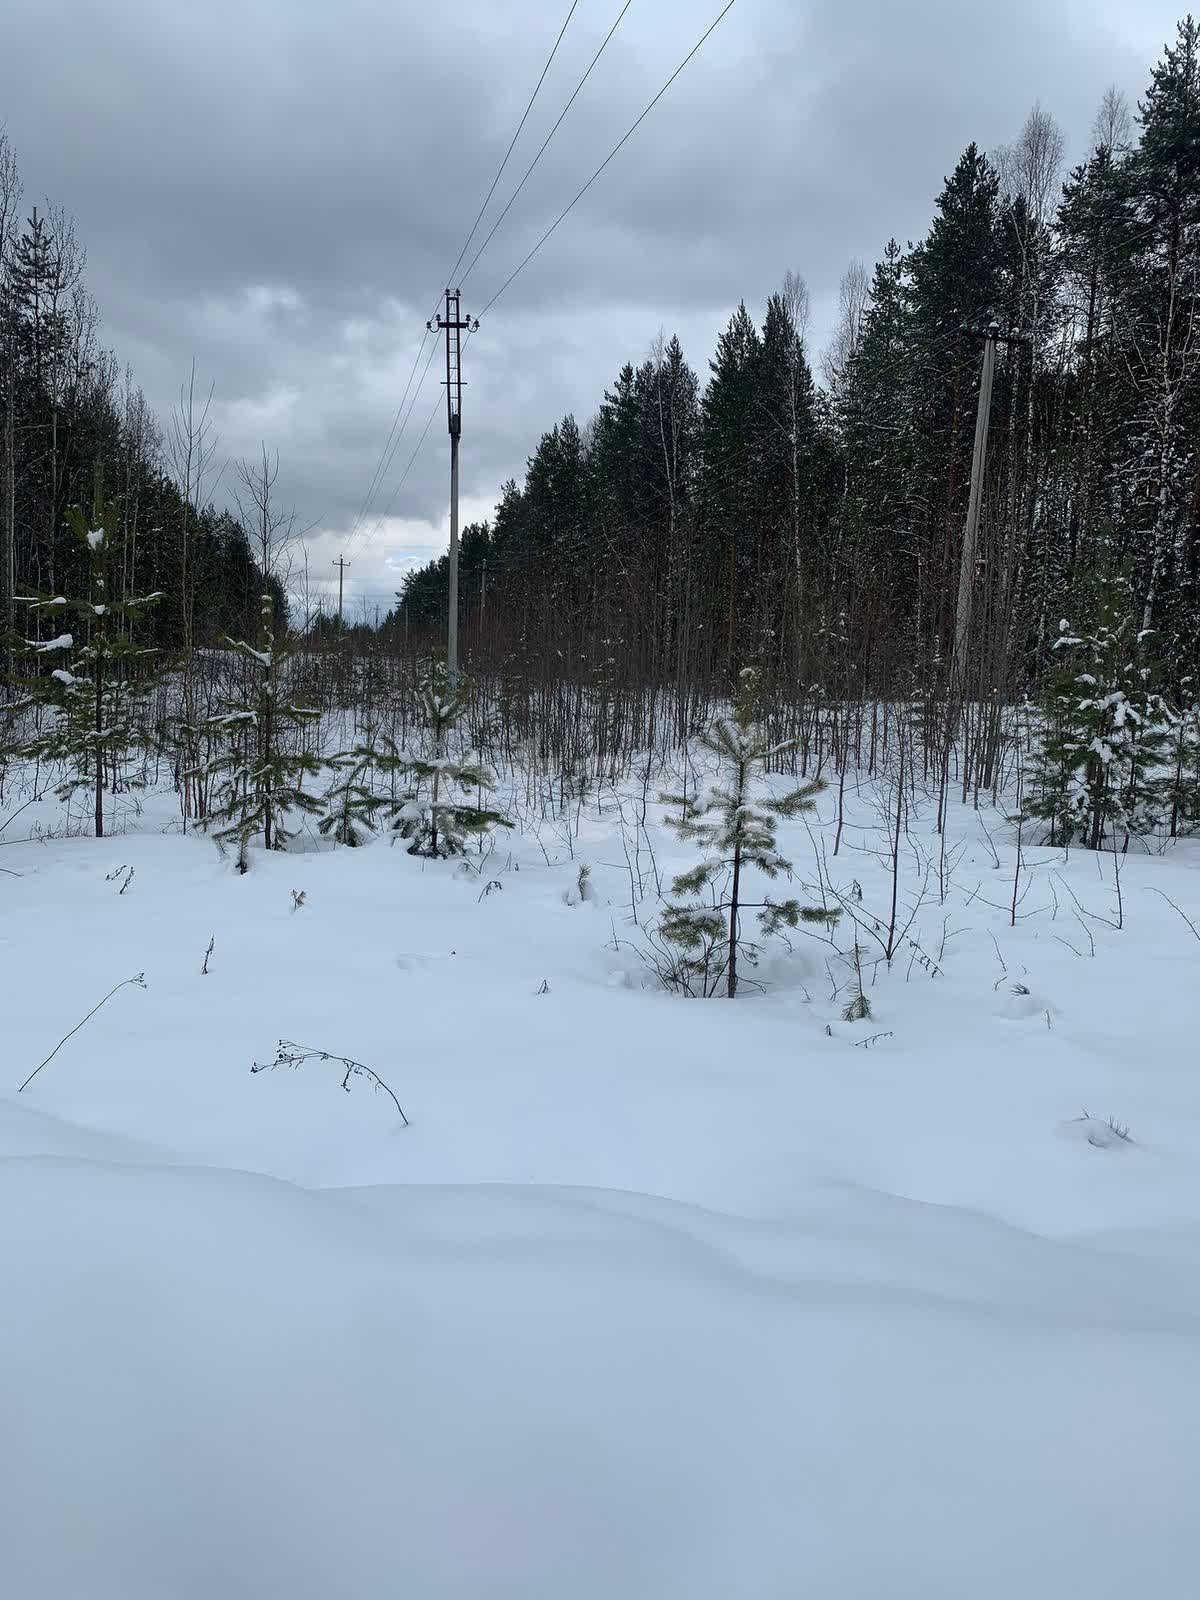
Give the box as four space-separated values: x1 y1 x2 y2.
952 321 999 697
332 555 350 624
428 289 478 687
951 319 1031 705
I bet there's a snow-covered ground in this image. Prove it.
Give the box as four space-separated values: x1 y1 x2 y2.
3 763 1199 1598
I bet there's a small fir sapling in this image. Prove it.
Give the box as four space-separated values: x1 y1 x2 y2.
199 594 324 871
658 667 840 998
12 470 163 838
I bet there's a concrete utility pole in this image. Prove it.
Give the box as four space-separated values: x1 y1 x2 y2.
332 555 350 624
428 289 478 687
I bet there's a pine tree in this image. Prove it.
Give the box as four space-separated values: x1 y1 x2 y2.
386 659 509 858
13 470 161 836
318 751 390 847
659 668 839 997
200 593 323 871
1025 565 1168 848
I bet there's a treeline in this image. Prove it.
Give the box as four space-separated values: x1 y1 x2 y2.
391 19 1200 719
0 132 277 657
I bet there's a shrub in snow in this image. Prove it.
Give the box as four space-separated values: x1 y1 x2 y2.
197 594 323 871
1065 1111 1134 1149
658 667 839 998
11 471 162 838
1025 568 1168 849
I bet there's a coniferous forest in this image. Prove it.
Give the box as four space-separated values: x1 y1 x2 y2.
392 23 1200 772
0 143 280 658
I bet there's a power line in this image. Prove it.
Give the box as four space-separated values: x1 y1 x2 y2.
341 4 580 559
343 336 441 558
441 0 582 295
353 376 447 555
341 327 432 550
479 0 739 320
458 1 635 293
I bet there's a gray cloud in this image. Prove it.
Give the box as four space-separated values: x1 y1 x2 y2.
0 0 1185 610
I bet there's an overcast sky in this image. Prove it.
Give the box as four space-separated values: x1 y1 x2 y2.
0 0 1186 618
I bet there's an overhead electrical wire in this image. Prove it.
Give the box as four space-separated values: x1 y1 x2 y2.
479 0 739 320
354 325 482 571
457 0 635 293
340 1 582 556
441 0 582 297
341 330 433 552
342 336 441 559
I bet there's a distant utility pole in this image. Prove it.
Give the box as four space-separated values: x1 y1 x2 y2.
332 555 350 624
428 289 478 687
951 319 1026 701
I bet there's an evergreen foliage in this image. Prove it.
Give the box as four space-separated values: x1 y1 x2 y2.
318 751 390 848
1025 567 1169 848
659 668 839 997
1164 687 1200 835
382 23 1200 729
200 595 323 871
0 138 284 667
385 660 510 858
12 471 161 836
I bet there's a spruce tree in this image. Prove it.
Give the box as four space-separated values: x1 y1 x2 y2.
1025 566 1168 848
659 668 839 997
13 471 161 836
200 594 323 871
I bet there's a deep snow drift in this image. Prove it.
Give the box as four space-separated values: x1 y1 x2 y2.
2 768 1199 1598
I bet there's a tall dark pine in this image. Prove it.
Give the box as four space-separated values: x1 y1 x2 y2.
906 145 1004 666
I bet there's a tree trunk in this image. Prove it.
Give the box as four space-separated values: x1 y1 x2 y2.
94 648 104 838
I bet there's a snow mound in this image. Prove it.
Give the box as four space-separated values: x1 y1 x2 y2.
1 1126 1197 1599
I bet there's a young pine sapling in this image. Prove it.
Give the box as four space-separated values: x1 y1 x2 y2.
659 668 839 998
199 594 324 871
13 470 162 838
386 659 510 858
